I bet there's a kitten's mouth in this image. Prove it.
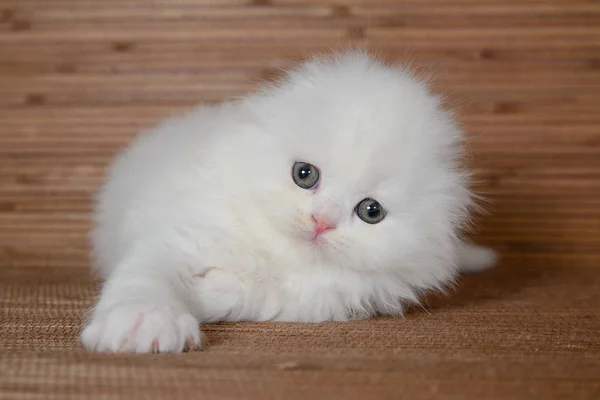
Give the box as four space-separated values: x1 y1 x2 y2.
297 228 328 245
310 228 336 245
311 233 326 244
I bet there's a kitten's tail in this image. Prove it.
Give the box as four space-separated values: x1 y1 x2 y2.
457 241 498 273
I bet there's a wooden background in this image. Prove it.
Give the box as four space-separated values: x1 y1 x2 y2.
0 1 599 398
1 0 599 270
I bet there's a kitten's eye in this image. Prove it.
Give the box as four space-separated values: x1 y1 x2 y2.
292 162 320 189
355 198 386 224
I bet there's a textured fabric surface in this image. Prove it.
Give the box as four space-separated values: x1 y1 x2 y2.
1 264 599 399
1 0 600 398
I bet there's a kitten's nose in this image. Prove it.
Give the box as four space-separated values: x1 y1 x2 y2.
311 214 337 237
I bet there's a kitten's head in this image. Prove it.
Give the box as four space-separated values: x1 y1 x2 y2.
240 50 473 290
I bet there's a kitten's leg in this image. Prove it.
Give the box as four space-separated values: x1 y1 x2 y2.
457 241 498 273
81 241 202 353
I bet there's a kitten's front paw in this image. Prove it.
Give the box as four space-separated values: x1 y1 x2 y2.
81 304 201 354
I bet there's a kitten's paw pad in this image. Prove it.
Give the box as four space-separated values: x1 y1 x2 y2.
81 304 201 354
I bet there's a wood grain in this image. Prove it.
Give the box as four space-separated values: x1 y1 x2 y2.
0 1 599 399
1 0 599 256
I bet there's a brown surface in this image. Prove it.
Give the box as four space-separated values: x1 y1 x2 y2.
1 0 599 399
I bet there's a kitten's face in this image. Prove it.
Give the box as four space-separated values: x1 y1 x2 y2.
243 52 471 282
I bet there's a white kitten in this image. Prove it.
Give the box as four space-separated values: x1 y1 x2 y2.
81 50 497 353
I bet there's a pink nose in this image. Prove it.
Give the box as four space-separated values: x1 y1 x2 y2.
312 214 337 237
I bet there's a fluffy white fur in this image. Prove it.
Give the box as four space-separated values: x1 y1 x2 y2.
81 50 496 353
